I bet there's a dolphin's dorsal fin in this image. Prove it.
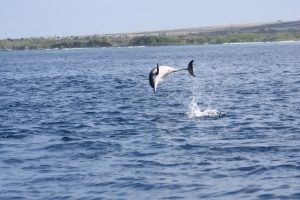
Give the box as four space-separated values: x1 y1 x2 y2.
156 63 159 75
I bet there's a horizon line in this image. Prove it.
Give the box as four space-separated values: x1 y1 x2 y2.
1 19 299 40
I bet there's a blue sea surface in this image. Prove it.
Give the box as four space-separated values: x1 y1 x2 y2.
0 42 300 199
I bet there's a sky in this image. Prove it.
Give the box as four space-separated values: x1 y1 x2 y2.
1 0 300 39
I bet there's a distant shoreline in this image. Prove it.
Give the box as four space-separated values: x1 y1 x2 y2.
1 39 300 52
1 20 300 51
51 40 300 48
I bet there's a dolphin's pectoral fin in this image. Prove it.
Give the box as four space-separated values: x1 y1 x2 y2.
156 63 159 75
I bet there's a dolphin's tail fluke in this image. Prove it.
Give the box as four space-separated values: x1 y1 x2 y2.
187 60 196 77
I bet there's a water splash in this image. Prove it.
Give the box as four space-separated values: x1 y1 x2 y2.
188 94 221 118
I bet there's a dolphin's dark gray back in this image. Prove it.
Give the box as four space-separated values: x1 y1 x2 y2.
149 68 155 89
149 63 160 89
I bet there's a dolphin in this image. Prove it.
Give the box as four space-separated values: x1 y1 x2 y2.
149 60 195 93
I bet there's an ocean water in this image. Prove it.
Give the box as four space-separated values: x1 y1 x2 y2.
0 42 300 200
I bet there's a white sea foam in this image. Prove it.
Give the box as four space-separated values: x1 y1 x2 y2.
127 46 145 48
61 47 86 51
223 40 300 45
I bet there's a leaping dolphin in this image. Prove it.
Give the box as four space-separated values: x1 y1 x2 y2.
149 60 195 93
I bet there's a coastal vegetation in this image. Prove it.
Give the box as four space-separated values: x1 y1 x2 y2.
128 32 300 46
1 20 300 50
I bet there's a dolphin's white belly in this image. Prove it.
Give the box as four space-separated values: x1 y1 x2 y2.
153 66 177 91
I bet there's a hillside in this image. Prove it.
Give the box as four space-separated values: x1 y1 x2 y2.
1 20 300 50
108 20 300 37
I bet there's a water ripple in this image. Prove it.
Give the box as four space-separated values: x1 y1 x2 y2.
1 43 300 199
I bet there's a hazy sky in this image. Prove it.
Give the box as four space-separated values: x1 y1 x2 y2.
1 0 300 39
